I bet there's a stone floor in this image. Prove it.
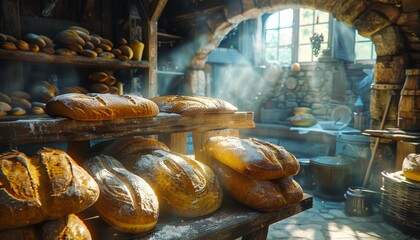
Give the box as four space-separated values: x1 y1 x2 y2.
267 190 419 240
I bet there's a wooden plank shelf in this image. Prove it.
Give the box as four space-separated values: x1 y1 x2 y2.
0 112 255 146
0 49 149 70
363 128 420 142
83 194 313 240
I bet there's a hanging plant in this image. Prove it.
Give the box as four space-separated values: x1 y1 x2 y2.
310 33 324 57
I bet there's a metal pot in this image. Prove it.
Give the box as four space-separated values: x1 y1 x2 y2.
344 187 375 216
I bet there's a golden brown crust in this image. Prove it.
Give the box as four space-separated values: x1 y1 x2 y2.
150 95 237 114
402 153 420 182
42 214 92 240
84 155 159 233
211 160 303 212
45 93 159 121
205 136 300 180
125 150 223 217
0 149 99 230
88 137 170 161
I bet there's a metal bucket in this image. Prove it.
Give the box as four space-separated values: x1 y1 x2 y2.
344 187 376 216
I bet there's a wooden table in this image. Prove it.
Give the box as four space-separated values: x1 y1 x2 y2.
84 194 313 240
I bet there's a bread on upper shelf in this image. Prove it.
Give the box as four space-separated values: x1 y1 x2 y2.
150 95 237 114
0 148 99 230
45 93 159 121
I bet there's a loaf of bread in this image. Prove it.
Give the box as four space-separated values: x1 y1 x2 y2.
211 160 303 212
0 148 100 230
45 93 159 121
42 214 92 240
0 214 91 240
402 153 420 182
84 154 159 233
150 95 238 114
88 137 170 161
89 137 223 217
204 136 300 180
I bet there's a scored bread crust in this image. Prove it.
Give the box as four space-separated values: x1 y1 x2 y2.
0 148 100 230
123 149 223 217
45 93 159 120
402 153 420 182
84 154 159 233
89 137 223 217
211 160 303 212
150 95 237 114
205 136 300 180
42 214 92 240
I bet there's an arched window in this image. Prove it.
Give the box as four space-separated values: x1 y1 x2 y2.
264 8 376 64
264 8 330 64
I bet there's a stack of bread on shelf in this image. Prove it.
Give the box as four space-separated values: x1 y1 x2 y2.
1 95 305 237
0 148 99 239
0 26 137 61
204 136 303 212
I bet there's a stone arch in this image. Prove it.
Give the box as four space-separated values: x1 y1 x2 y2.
186 0 416 130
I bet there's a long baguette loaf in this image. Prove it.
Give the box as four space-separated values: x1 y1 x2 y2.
45 93 159 121
0 148 100 230
84 154 159 233
211 159 303 212
150 95 237 114
89 137 223 217
204 136 300 180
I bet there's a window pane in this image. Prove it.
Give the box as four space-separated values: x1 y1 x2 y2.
265 29 278 46
278 46 292 64
265 13 279 29
299 26 312 44
315 10 329 23
355 42 372 59
279 9 294 27
314 23 329 42
355 32 369 41
298 44 312 62
300 8 313 25
279 28 293 45
266 47 278 62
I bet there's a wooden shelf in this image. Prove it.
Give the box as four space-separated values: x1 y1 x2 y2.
157 70 184 76
84 194 312 240
363 128 420 142
0 49 149 70
0 112 255 146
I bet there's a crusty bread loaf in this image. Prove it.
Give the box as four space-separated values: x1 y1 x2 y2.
211 160 303 212
0 214 92 240
42 214 92 240
150 95 237 114
84 154 159 233
45 93 159 121
204 136 300 180
88 137 169 161
402 153 420 182
0 148 100 230
89 137 223 217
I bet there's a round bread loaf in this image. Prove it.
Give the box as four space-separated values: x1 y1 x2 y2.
0 148 100 230
211 160 303 212
42 214 92 240
204 136 300 180
150 95 237 114
122 149 223 217
84 154 159 233
45 93 159 121
402 153 420 182
89 137 223 217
